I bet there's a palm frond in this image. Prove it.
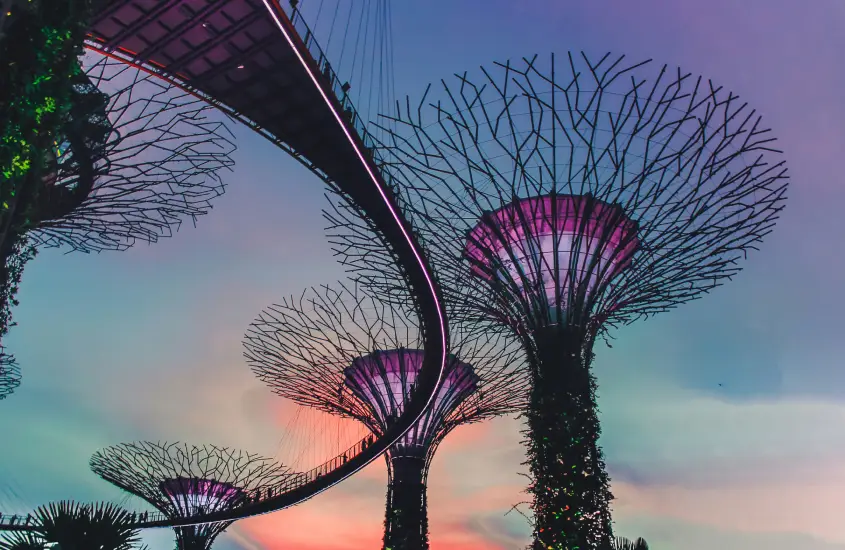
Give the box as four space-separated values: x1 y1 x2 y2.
0 531 47 550
31 500 143 550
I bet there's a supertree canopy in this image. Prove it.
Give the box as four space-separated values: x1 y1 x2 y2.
26 55 235 253
243 282 528 550
345 348 479 459
1 0 101 383
463 194 640 330
89 442 293 550
0 53 235 390
326 53 789 549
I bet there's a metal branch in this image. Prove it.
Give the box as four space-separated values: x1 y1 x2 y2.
90 442 293 547
328 52 787 337
243 281 529 452
29 56 236 253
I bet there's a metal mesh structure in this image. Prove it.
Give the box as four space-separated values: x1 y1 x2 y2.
0 350 20 401
326 52 789 549
89 442 293 550
243 281 527 549
28 55 236 253
329 52 788 333
244 282 526 439
463 194 640 329
344 348 479 459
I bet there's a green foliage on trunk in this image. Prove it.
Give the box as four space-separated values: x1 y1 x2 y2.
525 327 613 550
383 456 429 550
0 0 97 344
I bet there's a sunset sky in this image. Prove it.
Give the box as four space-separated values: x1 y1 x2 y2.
3 1 845 549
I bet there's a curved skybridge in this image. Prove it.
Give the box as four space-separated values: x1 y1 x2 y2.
0 0 448 532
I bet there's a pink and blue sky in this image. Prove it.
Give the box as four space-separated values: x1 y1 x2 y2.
3 1 845 548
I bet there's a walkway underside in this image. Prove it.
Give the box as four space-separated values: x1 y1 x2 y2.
88 0 363 190
0 0 446 531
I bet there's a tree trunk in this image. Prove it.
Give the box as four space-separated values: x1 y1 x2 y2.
175 526 222 550
383 455 428 550
527 325 613 550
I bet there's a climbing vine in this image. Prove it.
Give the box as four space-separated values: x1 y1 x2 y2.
0 0 96 341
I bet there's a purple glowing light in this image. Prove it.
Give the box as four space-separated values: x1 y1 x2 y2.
160 478 244 516
465 195 639 309
259 0 450 500
344 349 478 454
78 0 451 524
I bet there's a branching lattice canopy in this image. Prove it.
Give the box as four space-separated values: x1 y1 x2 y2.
30 55 236 253
89 442 293 547
327 52 789 336
243 282 528 452
345 348 479 457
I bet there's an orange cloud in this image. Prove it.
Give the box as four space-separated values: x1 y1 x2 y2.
231 415 529 549
234 481 384 550
613 461 845 545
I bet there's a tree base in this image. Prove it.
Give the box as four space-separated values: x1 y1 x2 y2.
526 325 613 549
383 455 429 550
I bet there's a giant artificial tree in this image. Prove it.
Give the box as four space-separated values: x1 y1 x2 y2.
1 0 100 369
90 442 293 550
243 282 528 550
326 53 789 549
0 54 235 389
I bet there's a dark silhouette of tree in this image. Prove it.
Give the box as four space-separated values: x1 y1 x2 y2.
326 52 788 549
0 531 46 550
90 442 293 550
244 282 528 550
26 501 143 550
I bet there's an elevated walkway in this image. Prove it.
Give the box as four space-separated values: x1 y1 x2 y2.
0 0 446 531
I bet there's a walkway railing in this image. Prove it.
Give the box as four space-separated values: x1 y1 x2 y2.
0 433 377 530
287 5 389 174
0 513 35 529
130 433 377 526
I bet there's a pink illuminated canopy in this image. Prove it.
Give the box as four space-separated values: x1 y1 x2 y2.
464 194 639 312
344 349 478 456
159 478 244 517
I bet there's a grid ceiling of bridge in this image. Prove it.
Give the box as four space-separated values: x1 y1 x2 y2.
87 0 361 184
